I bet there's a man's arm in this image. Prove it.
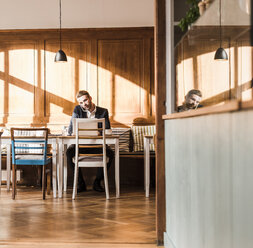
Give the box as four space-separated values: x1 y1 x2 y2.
67 111 79 135
104 109 111 129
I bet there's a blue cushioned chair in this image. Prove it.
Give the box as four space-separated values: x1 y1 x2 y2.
11 128 51 199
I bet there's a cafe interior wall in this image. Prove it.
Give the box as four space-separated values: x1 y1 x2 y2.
0 0 156 187
0 0 156 131
0 0 154 29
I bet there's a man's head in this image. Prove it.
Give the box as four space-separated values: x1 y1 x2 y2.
185 89 202 109
76 90 93 111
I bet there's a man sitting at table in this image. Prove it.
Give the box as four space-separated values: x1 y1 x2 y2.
67 90 114 193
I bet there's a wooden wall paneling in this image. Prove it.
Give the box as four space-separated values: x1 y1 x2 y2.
98 39 145 126
150 38 155 119
89 40 98 104
0 28 154 42
179 39 230 107
33 40 45 125
240 40 253 101
0 28 154 129
6 42 37 124
143 38 151 119
175 42 185 107
0 44 7 124
229 40 239 101
176 30 253 108
44 40 90 124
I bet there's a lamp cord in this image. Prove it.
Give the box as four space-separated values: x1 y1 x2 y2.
59 0 62 50
219 0 222 48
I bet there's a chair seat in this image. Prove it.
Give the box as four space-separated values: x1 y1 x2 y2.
73 156 109 163
15 155 51 165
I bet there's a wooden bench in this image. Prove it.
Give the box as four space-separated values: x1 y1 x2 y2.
120 151 155 158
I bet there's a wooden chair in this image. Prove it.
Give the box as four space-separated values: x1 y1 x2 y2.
10 128 51 200
72 118 109 200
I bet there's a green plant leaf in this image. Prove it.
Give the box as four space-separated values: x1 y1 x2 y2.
178 0 200 32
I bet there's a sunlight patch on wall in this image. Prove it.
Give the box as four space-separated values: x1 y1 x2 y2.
241 45 252 87
8 83 33 114
242 89 253 101
79 59 88 90
0 51 4 71
98 66 113 110
45 51 76 103
98 67 141 114
83 60 97 103
9 49 36 86
197 50 229 100
176 60 186 106
49 103 69 118
240 45 253 101
0 79 4 113
113 74 140 113
180 57 194 105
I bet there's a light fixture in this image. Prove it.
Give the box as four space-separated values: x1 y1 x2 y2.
214 0 228 61
55 0 67 62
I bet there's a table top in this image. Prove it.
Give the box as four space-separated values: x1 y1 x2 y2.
1 134 119 139
55 135 119 139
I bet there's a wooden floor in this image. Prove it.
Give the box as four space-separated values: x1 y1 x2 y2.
0 186 158 248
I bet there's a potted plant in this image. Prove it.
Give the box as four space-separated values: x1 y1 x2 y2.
179 0 201 32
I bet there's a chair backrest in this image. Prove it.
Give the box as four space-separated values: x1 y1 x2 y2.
75 118 106 163
72 118 98 136
10 128 49 165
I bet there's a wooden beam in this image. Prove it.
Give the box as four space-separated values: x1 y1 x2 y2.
155 0 166 245
162 100 240 120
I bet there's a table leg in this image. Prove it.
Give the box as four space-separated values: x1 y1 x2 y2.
58 141 63 198
63 144 67 192
115 138 120 198
7 145 11 191
52 141 57 198
144 137 150 198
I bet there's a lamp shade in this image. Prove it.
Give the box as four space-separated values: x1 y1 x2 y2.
214 47 228 60
55 49 67 62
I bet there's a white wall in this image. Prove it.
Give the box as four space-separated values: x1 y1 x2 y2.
164 110 253 248
195 0 250 26
0 0 154 29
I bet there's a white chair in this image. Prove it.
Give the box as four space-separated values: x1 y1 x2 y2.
72 118 109 200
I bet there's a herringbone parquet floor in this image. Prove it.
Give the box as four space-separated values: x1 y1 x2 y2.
0 186 158 248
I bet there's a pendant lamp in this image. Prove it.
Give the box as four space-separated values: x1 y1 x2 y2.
55 0 67 62
214 0 228 61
